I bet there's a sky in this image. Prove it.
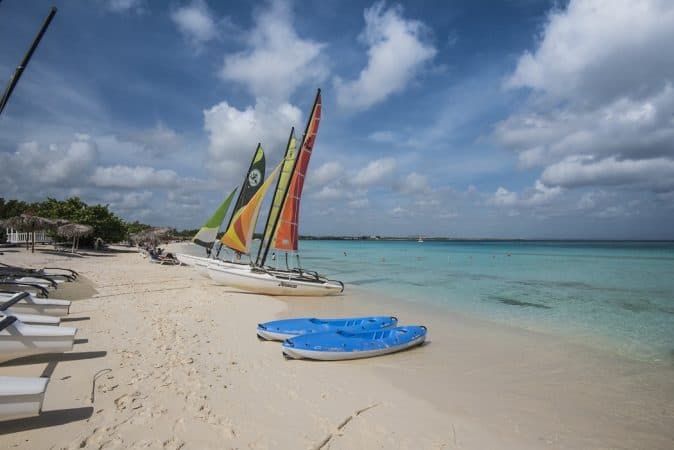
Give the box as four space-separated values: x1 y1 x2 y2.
1 0 673 239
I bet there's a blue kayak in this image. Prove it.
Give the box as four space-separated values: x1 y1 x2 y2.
256 316 398 341
282 325 427 360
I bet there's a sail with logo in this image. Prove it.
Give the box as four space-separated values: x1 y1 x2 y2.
207 89 343 296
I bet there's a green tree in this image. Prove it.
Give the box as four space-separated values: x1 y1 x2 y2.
31 197 126 245
126 220 153 235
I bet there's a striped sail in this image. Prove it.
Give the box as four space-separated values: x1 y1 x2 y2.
219 162 282 255
192 188 237 248
255 128 298 266
272 89 321 252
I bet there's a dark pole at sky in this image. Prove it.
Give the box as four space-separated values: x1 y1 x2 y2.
0 6 57 117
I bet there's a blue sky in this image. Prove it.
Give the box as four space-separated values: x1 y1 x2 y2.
1 0 673 239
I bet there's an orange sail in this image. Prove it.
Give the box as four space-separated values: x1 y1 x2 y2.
272 89 321 252
220 162 282 255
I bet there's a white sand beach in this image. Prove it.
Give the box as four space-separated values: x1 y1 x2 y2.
1 246 673 449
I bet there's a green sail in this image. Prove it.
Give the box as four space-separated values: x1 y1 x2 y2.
192 188 237 249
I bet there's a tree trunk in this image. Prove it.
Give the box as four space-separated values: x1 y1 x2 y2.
31 230 35 253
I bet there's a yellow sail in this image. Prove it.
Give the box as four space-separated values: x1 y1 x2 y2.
255 129 297 264
220 162 282 254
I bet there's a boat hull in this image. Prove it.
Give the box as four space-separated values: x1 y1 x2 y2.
207 263 343 296
282 326 427 360
0 318 77 363
0 376 49 421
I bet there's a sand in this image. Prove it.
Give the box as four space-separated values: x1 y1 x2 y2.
1 245 673 449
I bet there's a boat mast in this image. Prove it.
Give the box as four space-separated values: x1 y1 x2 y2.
255 127 295 266
0 7 57 117
257 88 320 267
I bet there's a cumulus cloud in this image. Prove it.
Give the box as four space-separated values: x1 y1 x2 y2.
0 136 98 189
541 155 674 191
203 98 301 180
335 2 436 111
312 186 343 201
91 165 179 188
396 172 430 194
507 0 674 103
171 0 218 45
497 0 674 198
309 161 344 186
104 191 153 210
220 0 327 102
351 157 396 186
489 180 562 208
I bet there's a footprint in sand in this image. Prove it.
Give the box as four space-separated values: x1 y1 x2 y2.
114 391 143 411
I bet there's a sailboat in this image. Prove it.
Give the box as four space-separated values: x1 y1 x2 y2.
175 144 265 275
207 89 343 296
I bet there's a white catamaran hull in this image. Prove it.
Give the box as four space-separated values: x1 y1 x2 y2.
0 293 71 316
0 376 49 421
175 253 219 277
207 263 343 296
0 317 77 363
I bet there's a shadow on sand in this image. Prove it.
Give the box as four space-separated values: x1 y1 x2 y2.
0 351 107 367
0 407 94 434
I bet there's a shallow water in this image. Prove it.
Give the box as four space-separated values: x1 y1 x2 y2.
297 240 674 362
182 240 674 362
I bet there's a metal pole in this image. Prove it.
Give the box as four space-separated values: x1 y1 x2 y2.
0 7 57 117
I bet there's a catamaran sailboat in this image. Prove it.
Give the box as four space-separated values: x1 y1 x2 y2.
207 89 343 296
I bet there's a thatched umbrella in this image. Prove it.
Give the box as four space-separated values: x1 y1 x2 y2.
4 214 64 252
130 227 174 247
57 223 94 253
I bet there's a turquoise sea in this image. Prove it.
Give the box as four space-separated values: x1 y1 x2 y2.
289 240 674 363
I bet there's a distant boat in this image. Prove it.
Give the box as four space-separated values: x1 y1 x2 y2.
417 236 424 243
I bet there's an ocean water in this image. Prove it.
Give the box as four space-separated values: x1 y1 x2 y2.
289 240 674 362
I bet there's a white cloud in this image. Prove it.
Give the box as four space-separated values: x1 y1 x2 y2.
541 155 674 191
309 161 344 186
171 0 218 45
312 186 343 201
489 180 562 209
91 165 179 188
397 172 430 194
105 191 153 210
220 0 327 102
490 187 518 207
497 0 674 198
203 99 301 181
0 136 98 189
335 2 436 111
507 0 674 103
351 157 396 186
106 0 144 14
